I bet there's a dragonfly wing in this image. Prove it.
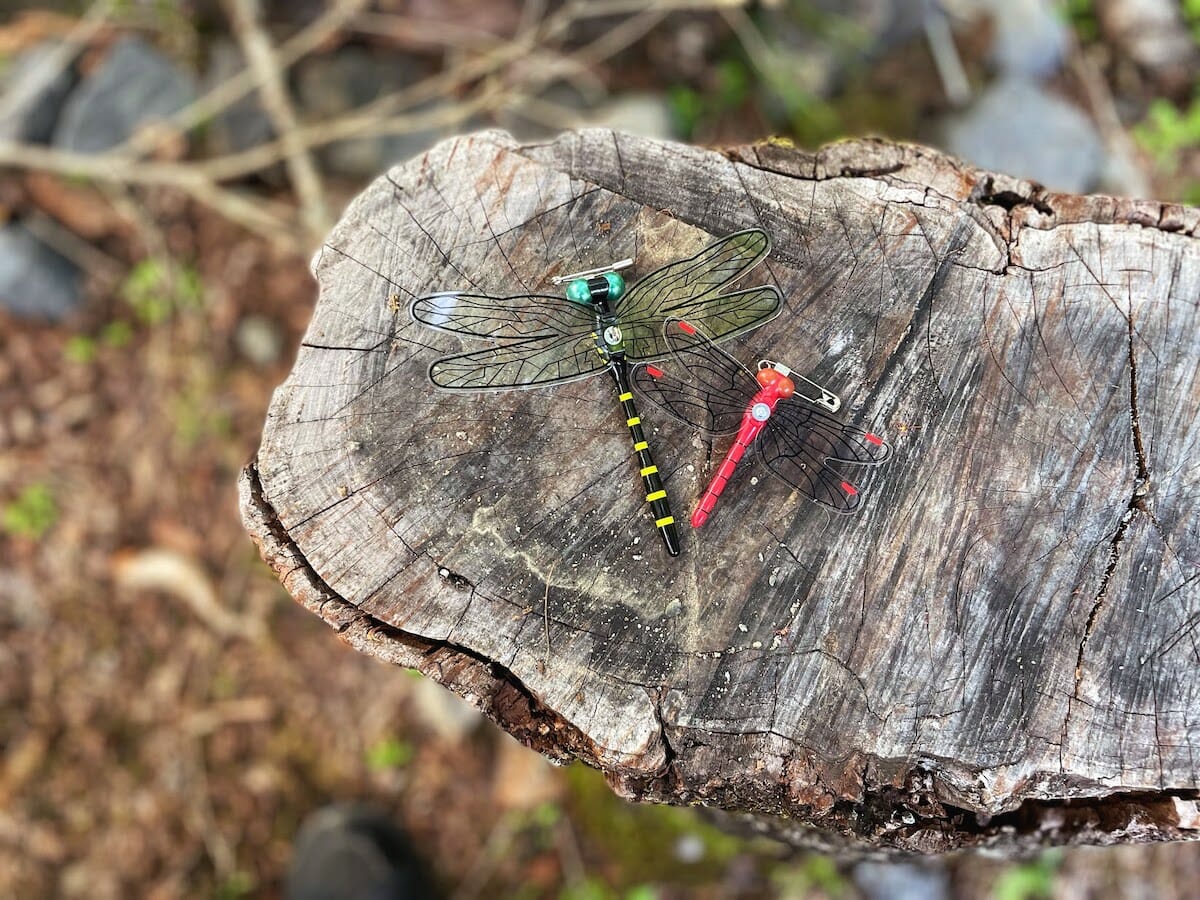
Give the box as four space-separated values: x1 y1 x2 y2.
410 291 595 339
655 318 758 433
427 331 607 390
623 284 782 360
619 230 782 359
758 402 890 514
412 291 607 389
633 359 740 434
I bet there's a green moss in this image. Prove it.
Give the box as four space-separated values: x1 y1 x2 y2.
771 854 850 898
102 320 134 347
564 764 746 887
121 258 203 326
1062 0 1099 42
993 850 1061 900
366 737 414 771
64 335 97 364
3 483 58 539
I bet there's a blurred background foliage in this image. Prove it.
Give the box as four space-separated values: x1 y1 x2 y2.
0 0 1197 897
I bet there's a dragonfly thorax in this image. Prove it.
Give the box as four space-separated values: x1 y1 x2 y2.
603 325 623 347
755 366 795 398
751 401 772 422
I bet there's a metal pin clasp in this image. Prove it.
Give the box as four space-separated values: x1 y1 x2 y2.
759 359 841 413
550 258 634 285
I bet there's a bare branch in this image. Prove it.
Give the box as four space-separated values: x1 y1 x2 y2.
223 0 330 238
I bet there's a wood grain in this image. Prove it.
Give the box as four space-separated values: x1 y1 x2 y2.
240 130 1200 852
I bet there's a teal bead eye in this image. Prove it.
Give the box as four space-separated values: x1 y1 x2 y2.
604 271 625 301
565 278 592 305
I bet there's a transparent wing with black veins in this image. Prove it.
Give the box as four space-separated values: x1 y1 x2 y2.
410 291 596 338
632 318 757 434
632 361 733 435
427 332 608 389
617 229 783 360
758 401 891 513
411 291 607 390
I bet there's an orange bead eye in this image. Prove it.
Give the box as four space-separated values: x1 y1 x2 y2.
777 375 795 398
756 369 778 387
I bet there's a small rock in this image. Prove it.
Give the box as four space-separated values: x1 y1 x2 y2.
942 76 1105 193
854 860 950 900
293 47 438 177
673 833 705 863
201 39 274 157
586 93 677 141
235 314 285 366
983 0 1069 78
53 36 195 154
406 673 482 740
0 223 82 321
0 41 78 143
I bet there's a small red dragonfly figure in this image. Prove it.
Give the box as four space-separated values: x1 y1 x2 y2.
633 318 891 527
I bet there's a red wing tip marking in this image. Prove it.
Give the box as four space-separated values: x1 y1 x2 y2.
677 321 697 335
646 365 664 378
841 481 858 496
865 433 884 446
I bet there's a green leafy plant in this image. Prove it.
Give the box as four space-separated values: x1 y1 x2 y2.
120 258 203 326
102 320 134 347
993 850 1061 900
559 879 658 900
366 737 414 771
771 854 850 899
1135 96 1200 163
64 335 97 364
2 483 58 539
1062 0 1099 42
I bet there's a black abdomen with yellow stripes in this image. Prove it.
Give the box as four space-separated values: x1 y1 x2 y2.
612 360 679 555
576 273 679 556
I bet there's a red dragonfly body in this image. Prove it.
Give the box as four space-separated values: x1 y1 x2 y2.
692 366 794 527
635 318 890 528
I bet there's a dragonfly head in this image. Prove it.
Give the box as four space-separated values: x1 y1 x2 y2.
755 365 795 398
565 271 625 306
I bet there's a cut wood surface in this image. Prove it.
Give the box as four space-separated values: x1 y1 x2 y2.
240 129 1200 853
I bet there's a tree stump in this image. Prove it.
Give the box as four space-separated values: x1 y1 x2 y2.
240 129 1200 853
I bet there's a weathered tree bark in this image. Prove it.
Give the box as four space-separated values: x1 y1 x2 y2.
239 129 1200 853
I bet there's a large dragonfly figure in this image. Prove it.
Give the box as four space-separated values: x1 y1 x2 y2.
633 317 891 527
409 229 783 556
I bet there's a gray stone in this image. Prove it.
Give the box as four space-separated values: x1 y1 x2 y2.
983 0 1070 78
854 860 950 900
0 224 83 321
0 41 78 143
942 76 1106 193
235 315 285 366
202 39 274 156
293 47 437 178
53 36 195 153
585 93 677 141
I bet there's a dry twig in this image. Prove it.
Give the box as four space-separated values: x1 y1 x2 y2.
224 0 331 238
